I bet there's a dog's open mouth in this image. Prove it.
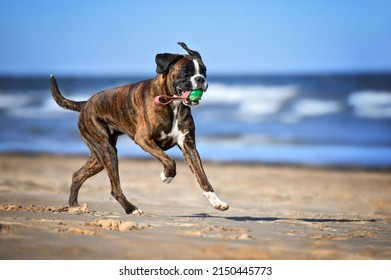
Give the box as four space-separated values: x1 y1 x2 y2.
179 91 199 107
175 87 201 107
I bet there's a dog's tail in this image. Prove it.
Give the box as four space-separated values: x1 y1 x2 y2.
50 75 86 112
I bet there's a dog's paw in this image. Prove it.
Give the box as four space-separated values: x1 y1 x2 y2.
214 203 229 211
131 208 144 215
69 202 81 208
203 191 229 211
160 172 174 184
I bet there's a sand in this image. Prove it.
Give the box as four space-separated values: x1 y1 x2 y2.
0 153 390 259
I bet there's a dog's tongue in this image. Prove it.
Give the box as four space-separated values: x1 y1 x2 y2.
181 91 191 98
181 91 191 104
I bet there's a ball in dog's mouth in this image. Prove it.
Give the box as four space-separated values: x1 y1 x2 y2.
184 88 203 107
188 88 203 102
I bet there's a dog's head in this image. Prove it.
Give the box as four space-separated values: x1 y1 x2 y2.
155 42 208 107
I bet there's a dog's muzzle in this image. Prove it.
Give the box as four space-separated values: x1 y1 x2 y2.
185 77 208 107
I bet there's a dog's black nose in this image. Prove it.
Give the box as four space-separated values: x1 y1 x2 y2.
195 76 205 84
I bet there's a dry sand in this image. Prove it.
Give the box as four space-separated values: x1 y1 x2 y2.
0 153 390 259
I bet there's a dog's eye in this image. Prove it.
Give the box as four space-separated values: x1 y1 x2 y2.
181 67 191 76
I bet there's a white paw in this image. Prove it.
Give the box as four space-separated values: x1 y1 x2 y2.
131 208 144 215
214 203 229 211
203 191 229 211
160 172 174 184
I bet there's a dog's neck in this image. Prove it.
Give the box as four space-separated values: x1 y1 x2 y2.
155 74 174 96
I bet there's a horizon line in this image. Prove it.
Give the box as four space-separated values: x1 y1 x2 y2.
1 69 391 78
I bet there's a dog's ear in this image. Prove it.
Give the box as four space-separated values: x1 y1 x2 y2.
155 53 184 74
177 42 202 59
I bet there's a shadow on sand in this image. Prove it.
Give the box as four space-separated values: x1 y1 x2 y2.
177 213 378 223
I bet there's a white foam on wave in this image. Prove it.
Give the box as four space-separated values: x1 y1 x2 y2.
206 83 299 104
280 99 343 123
0 93 34 109
348 90 391 118
5 92 90 119
9 98 71 118
205 83 299 121
292 99 342 117
205 83 345 122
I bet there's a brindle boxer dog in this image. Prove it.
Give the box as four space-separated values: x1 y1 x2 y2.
50 42 229 215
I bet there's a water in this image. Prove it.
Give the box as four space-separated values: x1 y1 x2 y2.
1 74 391 168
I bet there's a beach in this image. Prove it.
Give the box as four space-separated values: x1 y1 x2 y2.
0 153 390 260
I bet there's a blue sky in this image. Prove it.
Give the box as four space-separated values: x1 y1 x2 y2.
1 0 390 75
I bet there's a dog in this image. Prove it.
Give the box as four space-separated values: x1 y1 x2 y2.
50 42 229 214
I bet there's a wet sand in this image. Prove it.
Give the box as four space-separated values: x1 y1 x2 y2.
0 154 390 259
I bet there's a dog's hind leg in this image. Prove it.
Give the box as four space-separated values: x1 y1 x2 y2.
81 133 142 215
100 145 143 215
69 154 103 207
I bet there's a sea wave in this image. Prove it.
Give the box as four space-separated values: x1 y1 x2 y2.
4 92 91 119
0 92 35 109
205 83 299 121
291 99 342 116
205 83 299 104
203 83 345 122
3 83 391 123
348 90 391 118
1 75 391 167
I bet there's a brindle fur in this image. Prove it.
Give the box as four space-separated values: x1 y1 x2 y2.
50 43 227 214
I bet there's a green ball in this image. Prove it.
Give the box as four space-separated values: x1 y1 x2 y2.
188 89 203 102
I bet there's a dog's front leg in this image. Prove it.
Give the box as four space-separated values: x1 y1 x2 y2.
134 134 176 183
180 137 229 211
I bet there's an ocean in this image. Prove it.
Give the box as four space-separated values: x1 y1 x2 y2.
1 74 391 168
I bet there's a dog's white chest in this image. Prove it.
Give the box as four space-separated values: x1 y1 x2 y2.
159 102 188 148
